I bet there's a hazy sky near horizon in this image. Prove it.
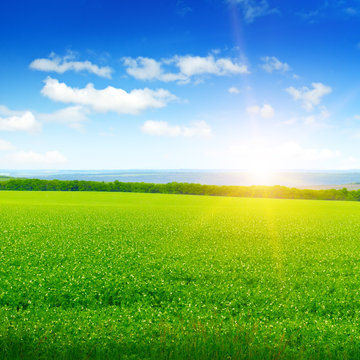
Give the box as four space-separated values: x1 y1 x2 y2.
1 0 360 170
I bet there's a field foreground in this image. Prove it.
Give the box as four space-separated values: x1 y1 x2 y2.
1 192 360 359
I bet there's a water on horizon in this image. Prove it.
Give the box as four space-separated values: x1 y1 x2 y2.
2 170 360 187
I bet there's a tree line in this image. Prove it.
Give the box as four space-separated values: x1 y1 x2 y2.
0 178 359 201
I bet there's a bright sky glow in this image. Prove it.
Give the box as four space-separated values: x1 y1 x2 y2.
1 0 360 170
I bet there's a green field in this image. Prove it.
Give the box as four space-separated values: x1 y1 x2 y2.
1 191 360 359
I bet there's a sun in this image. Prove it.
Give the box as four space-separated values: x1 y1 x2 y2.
246 159 275 186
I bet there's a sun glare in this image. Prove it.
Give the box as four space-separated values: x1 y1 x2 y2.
244 156 276 185
249 168 273 185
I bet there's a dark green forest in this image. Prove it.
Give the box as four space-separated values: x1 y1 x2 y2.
0 178 359 201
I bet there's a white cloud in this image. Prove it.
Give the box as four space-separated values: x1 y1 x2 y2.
283 107 330 127
228 0 278 23
286 82 332 111
123 57 185 82
123 57 164 81
261 56 290 73
0 105 21 117
38 106 89 129
246 104 275 119
277 142 339 161
353 115 360 120
340 156 360 169
30 52 113 78
0 139 15 151
0 104 88 131
11 150 66 166
298 2 360 23
303 106 330 126
41 77 177 115
0 111 41 133
174 55 248 77
228 86 240 94
141 120 211 137
282 117 297 125
216 140 339 170
123 54 249 83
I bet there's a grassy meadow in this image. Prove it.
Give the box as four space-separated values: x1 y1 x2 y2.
1 191 360 359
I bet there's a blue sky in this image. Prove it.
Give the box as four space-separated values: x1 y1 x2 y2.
1 0 360 170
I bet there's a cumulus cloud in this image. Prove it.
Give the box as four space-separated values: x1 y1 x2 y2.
217 140 340 170
282 117 298 125
286 82 332 111
38 106 89 129
283 107 330 127
30 52 113 78
10 150 66 166
246 104 275 119
123 57 163 81
41 77 177 115
261 56 290 73
174 55 248 77
0 139 16 151
0 105 21 117
123 57 185 82
303 107 330 126
141 120 211 137
228 0 278 23
0 111 41 133
0 104 89 131
228 87 240 94
123 54 248 83
277 142 339 161
340 156 360 169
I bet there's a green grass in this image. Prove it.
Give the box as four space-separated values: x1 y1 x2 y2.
1 191 360 359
